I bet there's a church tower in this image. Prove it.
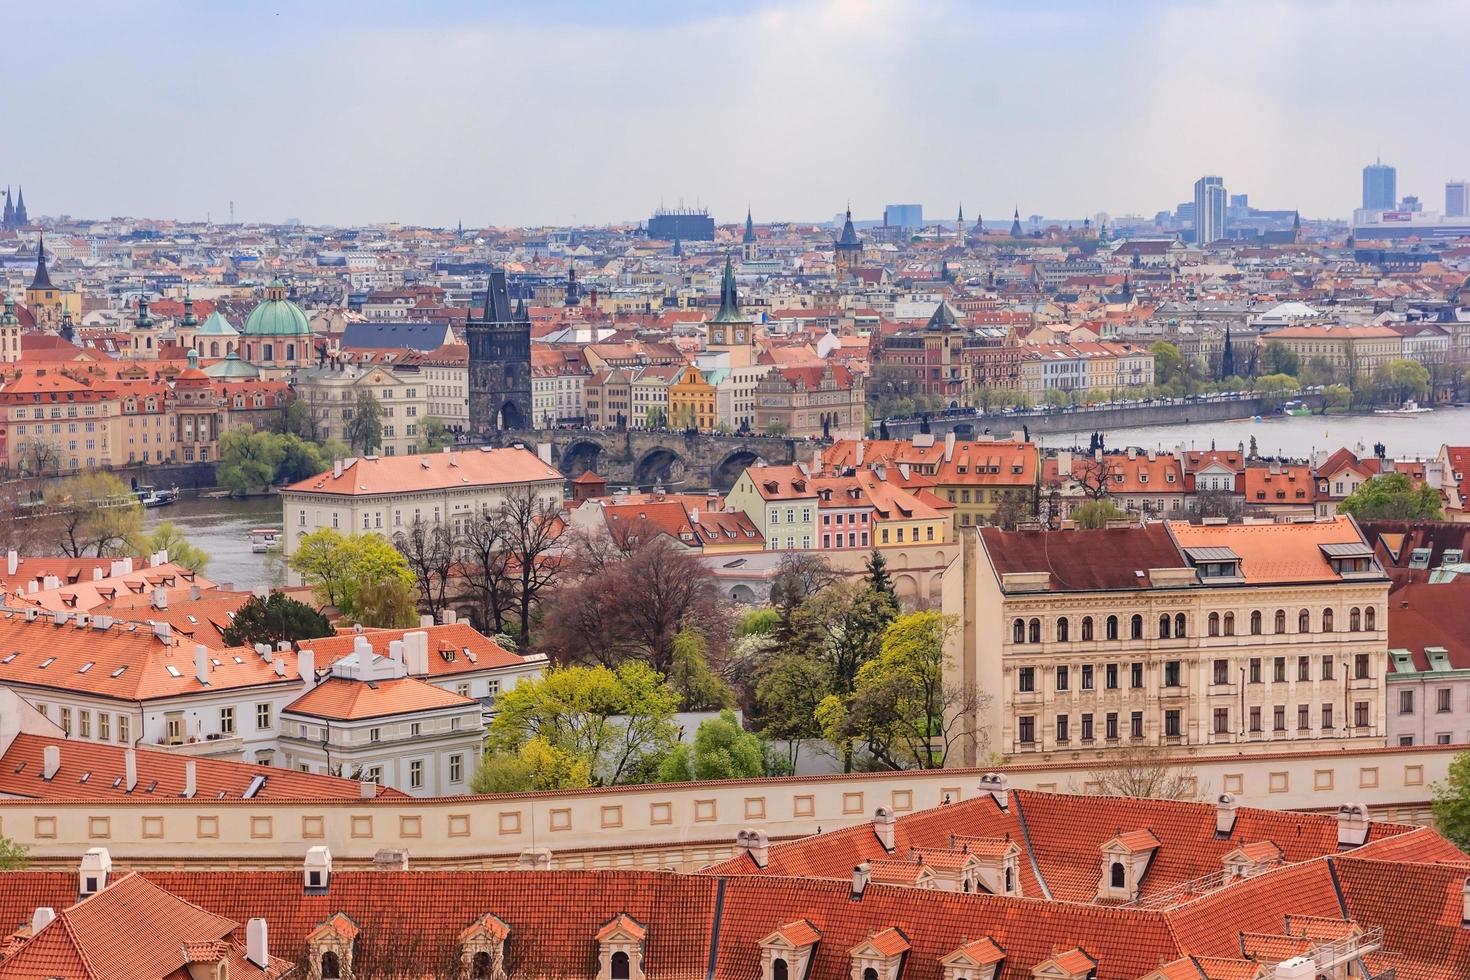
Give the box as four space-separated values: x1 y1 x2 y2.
2 189 13 229
1010 207 1023 238
25 233 63 328
0 294 20 363
834 206 862 281
14 187 27 227
705 254 753 368
466 269 532 433
741 209 758 262
564 263 581 307
956 203 966 246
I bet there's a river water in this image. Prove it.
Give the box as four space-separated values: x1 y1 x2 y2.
144 495 283 592
1035 406 1470 460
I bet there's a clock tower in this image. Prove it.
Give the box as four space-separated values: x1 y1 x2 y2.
705 254 753 367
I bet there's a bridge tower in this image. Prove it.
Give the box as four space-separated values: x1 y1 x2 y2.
467 268 532 433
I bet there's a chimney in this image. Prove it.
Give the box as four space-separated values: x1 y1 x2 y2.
109 559 128 577
153 586 168 610
856 442 865 467
304 845 332 891
189 584 201 601
1337 802 1370 848
183 761 197 798
5 550 15 576
246 918 269 969
441 609 458 625
944 430 957 462
690 508 700 525
372 848 409 871
92 567 104 582
388 640 404 665
537 442 552 465
92 615 112 631
79 847 111 897
43 574 59 591
360 779 376 799
419 614 434 628
404 631 429 675
298 649 316 689
978 772 1010 811
195 644 209 685
273 658 286 678
1215 793 1238 837
124 749 137 792
52 611 68 626
155 549 169 566
851 862 871 899
1462 877 1470 926
30 907 54 934
254 643 272 661
153 621 171 643
734 828 769 868
42 745 59 780
277 641 292 653
1056 449 1073 474
1127 447 1137 461
873 806 896 852
1147 448 1157 462
333 459 343 479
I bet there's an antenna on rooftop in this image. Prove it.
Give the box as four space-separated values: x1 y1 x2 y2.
229 200 235 225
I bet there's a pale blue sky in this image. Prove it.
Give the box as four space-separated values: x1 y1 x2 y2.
8 0 1468 227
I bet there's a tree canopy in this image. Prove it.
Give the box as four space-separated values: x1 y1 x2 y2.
1431 750 1470 850
288 528 416 618
346 391 384 455
219 591 334 647
130 521 210 573
43 472 142 557
1338 473 1443 521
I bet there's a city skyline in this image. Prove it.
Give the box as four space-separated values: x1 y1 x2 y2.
6 0 1469 228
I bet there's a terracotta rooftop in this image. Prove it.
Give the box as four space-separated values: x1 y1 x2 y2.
281 447 561 497
283 676 476 722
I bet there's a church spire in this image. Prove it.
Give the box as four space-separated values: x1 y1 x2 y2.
30 232 54 290
181 286 198 327
15 187 27 226
1010 207 1023 238
2 188 12 228
710 253 746 323
743 208 756 244
956 203 965 245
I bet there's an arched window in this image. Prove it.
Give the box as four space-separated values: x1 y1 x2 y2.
1106 615 1119 641
1365 606 1376 630
472 951 493 979
1223 612 1235 636
1028 618 1041 644
1274 609 1286 634
864 969 879 980
1298 609 1311 633
1057 618 1070 643
1004 864 1014 893
209 341 219 358
1159 614 1171 639
1322 608 1334 632
774 959 789 980
1110 861 1126 889
1208 612 1220 637
1013 619 1025 644
1250 611 1262 635
1082 616 1094 641
1349 607 1361 631
612 951 631 980
1131 615 1143 640
321 952 341 980
1175 613 1187 638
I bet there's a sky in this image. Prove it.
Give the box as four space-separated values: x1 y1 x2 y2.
8 0 1469 228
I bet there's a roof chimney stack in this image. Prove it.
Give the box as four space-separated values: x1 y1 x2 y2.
1215 793 1239 837
851 862 871 899
5 550 15 576
1337 802 1370 848
333 459 343 479
246 918 269 969
42 745 59 780
298 649 316 689
30 907 54 935
79 847 111 897
979 772 1010 811
734 828 770 868
153 586 167 609
304 845 332 892
873 806 896 852
183 761 196 799
124 749 137 792
195 644 209 685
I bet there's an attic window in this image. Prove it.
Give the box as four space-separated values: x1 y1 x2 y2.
243 774 267 799
38 657 55 669
0 652 16 664
1444 549 1465 565
78 662 94 674
111 666 127 678
1409 548 1432 569
165 664 182 678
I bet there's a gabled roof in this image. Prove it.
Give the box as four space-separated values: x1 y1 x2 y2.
283 676 476 722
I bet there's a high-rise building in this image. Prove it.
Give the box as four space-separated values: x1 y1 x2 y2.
647 207 714 241
883 204 922 230
1192 175 1225 244
1362 160 1396 211
1446 181 1469 218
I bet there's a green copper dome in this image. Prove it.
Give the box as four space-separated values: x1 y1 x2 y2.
203 352 262 379
242 282 310 337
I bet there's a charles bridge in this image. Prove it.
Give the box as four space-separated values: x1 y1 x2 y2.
481 428 826 491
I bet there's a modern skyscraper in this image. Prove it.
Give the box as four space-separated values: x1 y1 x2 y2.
882 204 922 230
1192 175 1225 244
1446 181 1469 219
1362 160 1396 211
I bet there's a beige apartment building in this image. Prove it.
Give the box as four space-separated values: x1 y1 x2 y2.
294 363 430 457
944 517 1390 765
1262 324 1403 377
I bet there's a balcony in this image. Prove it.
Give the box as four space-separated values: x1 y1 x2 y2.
154 733 244 760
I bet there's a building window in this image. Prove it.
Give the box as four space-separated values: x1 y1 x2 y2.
1055 666 1069 692
1164 661 1181 687
1081 616 1094 641
1158 614 1171 639
1208 612 1220 637
1028 618 1041 644
256 703 271 730
1399 690 1415 715
1081 713 1094 740
1273 705 1286 731
119 715 130 743
1223 611 1235 636
1213 708 1230 735
1274 609 1287 634
1057 618 1070 643
1106 712 1119 739
1354 654 1370 680
1355 701 1370 728
1321 656 1334 681
98 713 110 741
1349 607 1361 631
1018 667 1035 693
1130 615 1143 640
166 717 182 743
1106 615 1119 640
1298 704 1310 730
1175 613 1186 637
1439 688 1453 713
1249 658 1261 684
1274 657 1286 683
1250 611 1263 635
449 754 464 783
410 760 424 789
1013 619 1025 644
1213 659 1229 685
220 707 235 735
1164 709 1181 737
1130 662 1144 689
1081 664 1094 690
79 711 91 738
1321 704 1334 730
1298 656 1310 682
1249 706 1262 732
1106 663 1118 690
1056 714 1069 742
1130 711 1144 739
1365 607 1376 630
1322 608 1333 631
1299 609 1311 633
1018 716 1035 743
369 727 381 742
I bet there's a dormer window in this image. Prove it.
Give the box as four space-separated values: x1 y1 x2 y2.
1030 947 1097 980
306 913 358 980
849 928 910 980
940 938 1005 980
1097 830 1159 902
596 914 646 980
760 920 820 980
458 913 510 980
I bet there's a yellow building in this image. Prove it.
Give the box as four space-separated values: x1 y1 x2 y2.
1263 324 1403 378
669 364 716 431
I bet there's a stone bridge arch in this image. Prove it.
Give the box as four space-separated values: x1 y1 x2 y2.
711 449 766 492
560 438 605 478
633 446 688 488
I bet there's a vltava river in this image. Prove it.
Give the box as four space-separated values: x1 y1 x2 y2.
144 495 282 592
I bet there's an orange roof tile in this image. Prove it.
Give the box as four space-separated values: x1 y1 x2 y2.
283 676 475 722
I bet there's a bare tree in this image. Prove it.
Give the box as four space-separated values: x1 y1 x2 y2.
1194 488 1244 521
494 485 564 647
458 511 517 637
1085 745 1201 800
394 517 457 621
1070 455 1114 501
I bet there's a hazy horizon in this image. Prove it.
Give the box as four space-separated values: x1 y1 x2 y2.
9 0 1469 228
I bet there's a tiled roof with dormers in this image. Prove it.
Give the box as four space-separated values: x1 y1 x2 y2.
283 676 475 722
306 623 529 679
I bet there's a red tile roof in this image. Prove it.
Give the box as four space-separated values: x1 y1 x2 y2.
283 676 476 722
281 447 561 497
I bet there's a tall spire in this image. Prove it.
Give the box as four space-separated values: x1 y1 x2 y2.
14 187 26 226
710 253 746 323
2 188 12 228
1010 207 1023 238
743 208 756 244
181 286 198 327
30 232 54 290
956 203 966 245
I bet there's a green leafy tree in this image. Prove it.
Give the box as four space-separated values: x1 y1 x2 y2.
44 472 143 557
416 415 454 452
218 426 284 494
816 610 982 770
472 741 593 793
1042 388 1072 408
288 528 415 616
353 577 419 628
276 399 321 441
1151 341 1183 387
667 628 734 711
1338 473 1443 521
739 608 779 636
865 549 896 602
1372 359 1431 405
346 390 384 455
0 836 29 870
1260 341 1300 377
129 521 210 573
1253 373 1300 409
659 710 767 782
1071 499 1128 529
1322 384 1353 410
487 662 680 786
1432 750 1470 850
220 591 334 647
274 433 327 484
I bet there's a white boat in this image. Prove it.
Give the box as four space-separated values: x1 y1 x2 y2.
248 528 281 553
137 486 179 508
1373 400 1433 416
